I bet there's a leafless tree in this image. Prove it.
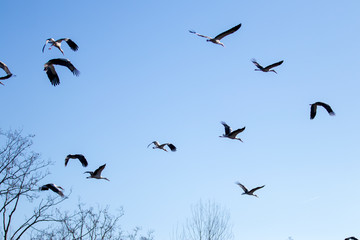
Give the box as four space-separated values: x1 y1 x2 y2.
0 129 67 240
30 202 154 240
178 200 233 240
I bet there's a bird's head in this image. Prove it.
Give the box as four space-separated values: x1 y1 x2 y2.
58 186 64 190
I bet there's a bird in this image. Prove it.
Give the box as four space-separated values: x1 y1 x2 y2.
310 102 335 119
235 182 265 198
84 164 110 181
147 141 177 152
251 59 284 74
0 61 14 85
39 183 64 197
345 237 358 240
65 154 88 167
42 38 79 55
219 122 245 142
44 58 80 86
189 23 241 47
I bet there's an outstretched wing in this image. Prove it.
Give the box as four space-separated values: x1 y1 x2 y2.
94 164 106 176
235 182 248 193
46 58 80 76
251 59 264 70
0 61 12 75
75 154 88 167
65 154 88 167
230 127 246 137
166 143 177 152
248 185 265 194
45 64 60 86
310 104 317 119
60 38 79 51
214 24 241 40
264 60 284 70
42 39 51 52
316 102 335 116
221 121 232 135
189 30 212 40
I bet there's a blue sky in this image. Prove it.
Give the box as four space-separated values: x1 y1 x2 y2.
1 0 360 239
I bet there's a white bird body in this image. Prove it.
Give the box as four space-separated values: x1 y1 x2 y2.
219 122 245 142
189 24 241 47
147 141 176 152
84 164 109 181
42 38 79 55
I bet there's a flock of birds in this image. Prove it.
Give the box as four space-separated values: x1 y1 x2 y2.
2 22 350 239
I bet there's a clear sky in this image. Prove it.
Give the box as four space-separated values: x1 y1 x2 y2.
1 0 360 239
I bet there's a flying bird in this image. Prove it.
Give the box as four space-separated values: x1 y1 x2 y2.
219 122 245 142
39 183 64 197
0 61 14 85
189 23 241 47
84 164 110 181
251 59 284 74
65 154 88 167
44 58 80 86
42 38 79 55
235 182 265 198
345 237 358 240
310 102 335 119
147 141 177 152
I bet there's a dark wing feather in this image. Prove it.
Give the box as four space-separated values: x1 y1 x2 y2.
248 185 265 194
46 58 80 76
230 127 246 137
221 121 231 135
264 60 284 70
315 102 335 116
214 24 241 40
45 64 60 86
251 59 264 70
310 104 317 119
65 155 70 166
235 182 248 193
94 164 106 176
0 74 13 80
167 144 177 152
63 38 79 51
47 184 64 197
74 154 88 167
0 61 11 75
189 30 212 40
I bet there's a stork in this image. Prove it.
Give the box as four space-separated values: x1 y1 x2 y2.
251 59 283 74
235 182 265 198
310 102 335 119
147 141 177 152
44 58 80 86
189 23 241 47
0 61 14 85
65 154 88 167
39 183 64 197
42 38 79 55
84 164 110 181
219 121 245 142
